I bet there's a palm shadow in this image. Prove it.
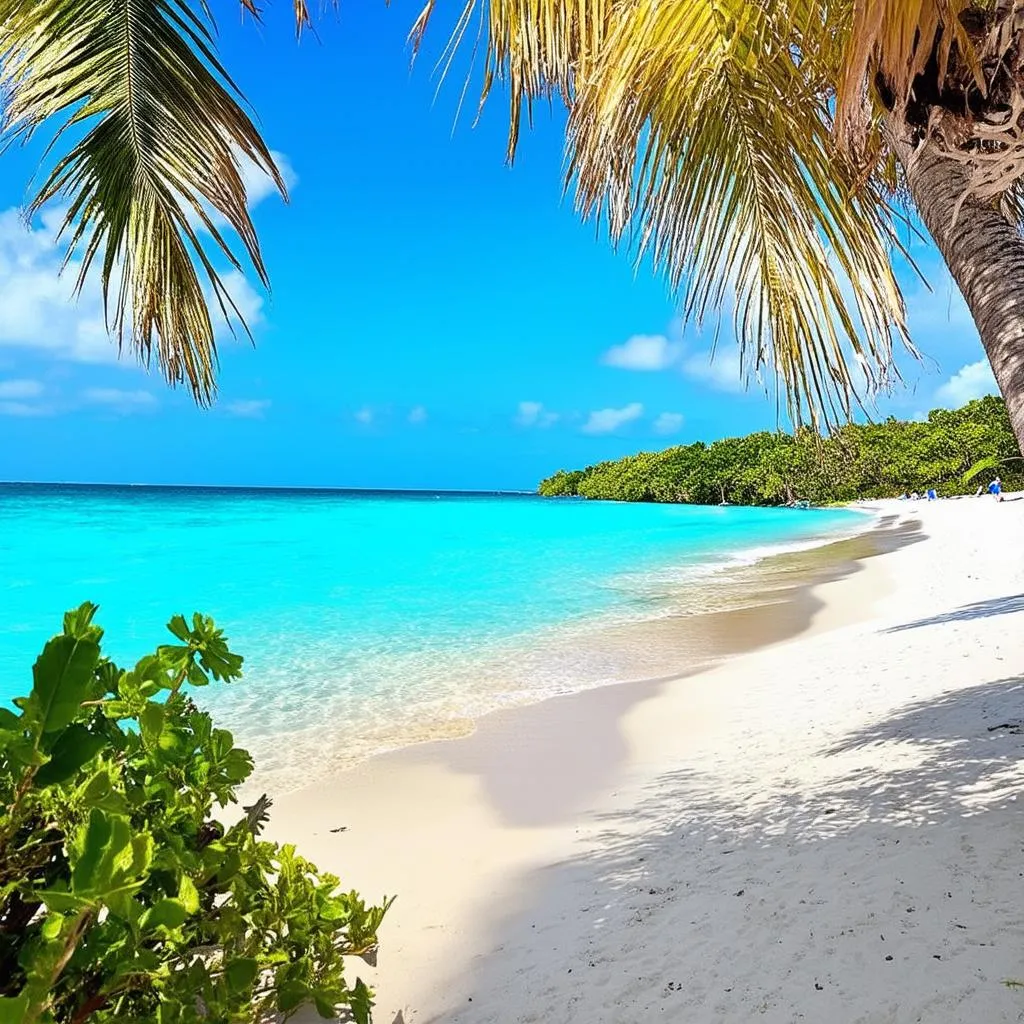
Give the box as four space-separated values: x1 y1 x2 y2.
425 675 1024 1023
885 593 1024 633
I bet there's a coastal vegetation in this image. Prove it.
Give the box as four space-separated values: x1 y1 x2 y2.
7 3 1024 446
0 605 389 1023
538 396 1022 505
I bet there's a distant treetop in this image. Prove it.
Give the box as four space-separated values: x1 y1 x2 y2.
538 397 1020 506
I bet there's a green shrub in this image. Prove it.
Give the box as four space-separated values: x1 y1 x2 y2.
0 604 392 1023
538 397 1024 506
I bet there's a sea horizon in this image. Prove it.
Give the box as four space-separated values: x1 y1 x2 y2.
0 480 540 497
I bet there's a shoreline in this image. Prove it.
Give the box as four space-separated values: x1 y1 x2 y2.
249 508 894 792
263 499 1024 1022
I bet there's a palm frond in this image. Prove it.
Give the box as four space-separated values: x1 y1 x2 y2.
962 454 1024 485
567 0 912 426
413 0 616 161
836 0 983 152
961 454 1000 484
0 0 285 404
239 0 335 38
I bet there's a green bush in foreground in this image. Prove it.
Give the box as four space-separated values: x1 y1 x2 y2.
0 604 392 1024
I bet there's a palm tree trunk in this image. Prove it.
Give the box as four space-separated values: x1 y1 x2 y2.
898 140 1024 452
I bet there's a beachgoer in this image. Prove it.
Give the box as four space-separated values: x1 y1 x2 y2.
910 491 919 501
927 488 937 501
988 477 1003 501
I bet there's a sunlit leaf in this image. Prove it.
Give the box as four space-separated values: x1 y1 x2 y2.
141 897 190 931
29 635 101 735
36 724 109 786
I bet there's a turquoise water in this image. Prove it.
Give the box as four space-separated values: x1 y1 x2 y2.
0 485 862 786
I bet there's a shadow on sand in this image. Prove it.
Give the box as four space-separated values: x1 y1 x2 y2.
424 675 1024 1023
885 593 1024 633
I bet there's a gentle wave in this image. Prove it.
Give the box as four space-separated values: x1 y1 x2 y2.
0 485 868 789
219 514 879 789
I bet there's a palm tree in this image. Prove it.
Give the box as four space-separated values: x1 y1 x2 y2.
4 0 1024 448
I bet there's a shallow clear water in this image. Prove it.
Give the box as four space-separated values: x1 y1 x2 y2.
0 485 861 784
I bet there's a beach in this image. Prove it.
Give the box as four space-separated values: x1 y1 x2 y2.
267 496 1024 1023
0 486 866 787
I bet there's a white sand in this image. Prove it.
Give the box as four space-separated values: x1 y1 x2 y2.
271 496 1024 1024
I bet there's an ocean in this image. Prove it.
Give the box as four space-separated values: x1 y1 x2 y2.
0 484 864 787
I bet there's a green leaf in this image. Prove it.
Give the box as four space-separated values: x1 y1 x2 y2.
314 995 339 1019
75 768 129 815
139 703 165 746
141 898 189 931
186 662 210 687
962 455 1001 485
130 834 154 879
0 604 389 1024
33 889 93 914
348 979 374 1024
71 808 114 893
96 660 122 696
0 994 29 1024
30 634 101 735
166 615 192 643
69 810 140 904
223 748 254 784
224 958 259 994
277 981 309 1013
36 724 109 787
63 602 102 641
5 738 47 766
0 707 21 731
178 874 199 914
101 700 132 719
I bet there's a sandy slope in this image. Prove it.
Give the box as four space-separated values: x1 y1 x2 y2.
274 496 1024 1024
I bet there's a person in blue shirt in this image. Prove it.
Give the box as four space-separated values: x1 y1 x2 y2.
988 477 1003 501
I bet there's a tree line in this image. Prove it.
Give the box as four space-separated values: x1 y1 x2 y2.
538 397 1022 506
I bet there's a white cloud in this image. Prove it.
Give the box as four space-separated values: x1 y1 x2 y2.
193 150 297 235
935 358 997 408
0 207 266 369
682 347 746 392
83 388 157 413
517 400 542 424
215 269 265 331
516 400 559 428
0 208 115 364
0 379 43 399
354 406 374 425
408 405 428 425
241 150 298 208
225 398 271 419
653 411 685 435
0 401 50 417
582 402 644 435
602 334 682 371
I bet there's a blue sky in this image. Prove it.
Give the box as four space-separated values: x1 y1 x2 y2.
0 3 999 491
